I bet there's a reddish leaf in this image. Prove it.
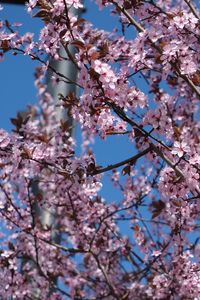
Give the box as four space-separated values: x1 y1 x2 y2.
73 18 86 27
122 165 131 176
151 200 165 219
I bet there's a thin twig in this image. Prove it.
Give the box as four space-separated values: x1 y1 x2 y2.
90 251 121 300
150 143 184 178
91 146 151 175
183 0 200 19
107 101 171 150
0 183 23 219
113 1 145 33
39 237 87 253
11 48 83 88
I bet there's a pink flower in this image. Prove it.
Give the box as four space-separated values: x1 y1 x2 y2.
180 57 197 75
93 60 117 90
171 141 190 157
0 129 10 148
152 250 162 257
26 0 38 13
65 0 83 9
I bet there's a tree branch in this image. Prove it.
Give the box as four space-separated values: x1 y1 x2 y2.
183 0 200 19
150 143 184 178
90 251 121 300
90 146 152 175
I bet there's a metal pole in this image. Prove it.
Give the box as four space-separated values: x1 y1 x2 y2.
32 5 81 297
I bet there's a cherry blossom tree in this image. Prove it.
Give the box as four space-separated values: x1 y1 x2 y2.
0 0 200 299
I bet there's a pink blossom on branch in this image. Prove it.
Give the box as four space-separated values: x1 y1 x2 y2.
0 0 200 299
171 140 190 157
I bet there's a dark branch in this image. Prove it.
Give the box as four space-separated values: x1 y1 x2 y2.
91 146 152 175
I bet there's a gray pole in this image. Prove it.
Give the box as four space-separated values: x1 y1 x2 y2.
40 6 80 242
32 6 81 297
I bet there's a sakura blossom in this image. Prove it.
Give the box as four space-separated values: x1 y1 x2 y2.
0 129 10 148
171 140 190 157
0 0 199 299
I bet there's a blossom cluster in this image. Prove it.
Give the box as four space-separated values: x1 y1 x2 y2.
0 0 200 299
